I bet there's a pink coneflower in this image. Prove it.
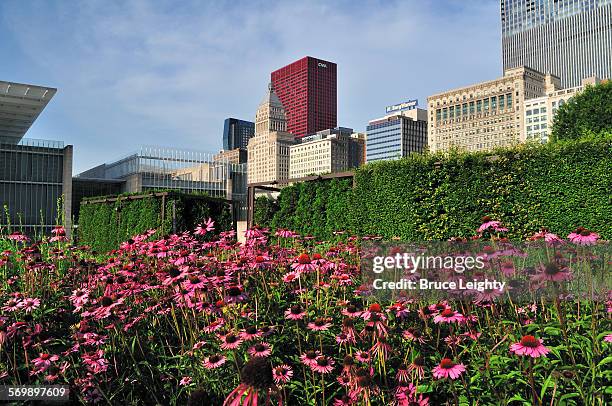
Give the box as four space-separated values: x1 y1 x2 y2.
341 304 362 318
529 230 564 245
568 227 599 245
183 274 207 291
432 358 466 380
203 318 225 333
275 229 298 238
2 298 21 312
433 308 463 324
223 358 281 406
31 353 59 374
536 262 571 282
395 364 410 384
272 364 293 384
241 326 263 341
311 356 335 374
361 303 384 320
510 335 550 358
429 302 450 314
224 285 248 304
18 297 41 313
282 271 301 284
299 350 321 367
248 342 272 358
372 337 392 361
220 334 243 350
192 341 206 350
355 351 371 363
284 305 306 320
194 218 215 235
477 217 508 233
408 356 425 379
50 226 68 242
291 253 316 273
336 332 355 345
396 386 430 406
308 318 332 332
402 328 425 344
179 376 193 386
203 354 227 369
244 226 267 239
7 231 28 242
474 288 504 304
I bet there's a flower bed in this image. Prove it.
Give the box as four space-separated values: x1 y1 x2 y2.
0 222 610 405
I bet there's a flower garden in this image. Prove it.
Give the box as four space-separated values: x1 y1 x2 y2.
0 219 610 405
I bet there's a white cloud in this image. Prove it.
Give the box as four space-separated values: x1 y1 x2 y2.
1 0 501 173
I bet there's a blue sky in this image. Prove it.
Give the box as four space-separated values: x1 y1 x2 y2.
0 0 501 173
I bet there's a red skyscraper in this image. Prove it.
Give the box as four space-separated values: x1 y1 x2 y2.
271 56 337 138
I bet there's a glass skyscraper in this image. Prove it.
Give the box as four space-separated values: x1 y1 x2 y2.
366 108 427 163
222 118 255 150
501 0 612 87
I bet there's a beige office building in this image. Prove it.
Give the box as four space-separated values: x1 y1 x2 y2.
524 75 601 143
247 83 295 184
427 66 549 153
214 148 247 165
289 128 365 179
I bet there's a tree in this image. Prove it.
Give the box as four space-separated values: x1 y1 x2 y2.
551 80 612 142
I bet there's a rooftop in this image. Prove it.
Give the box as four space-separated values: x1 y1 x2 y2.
0 80 57 142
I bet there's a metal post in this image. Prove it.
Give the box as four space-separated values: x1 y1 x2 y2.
247 186 255 228
172 200 176 234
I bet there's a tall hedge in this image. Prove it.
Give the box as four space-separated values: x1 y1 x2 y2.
77 192 233 252
257 137 611 240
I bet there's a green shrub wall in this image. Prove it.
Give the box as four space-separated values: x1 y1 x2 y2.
78 192 233 252
257 137 611 240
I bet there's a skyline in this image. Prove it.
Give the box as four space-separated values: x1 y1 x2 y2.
1 0 500 173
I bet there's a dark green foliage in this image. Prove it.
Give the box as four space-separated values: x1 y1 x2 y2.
551 81 612 142
258 137 611 240
253 196 279 227
77 192 233 252
265 179 353 239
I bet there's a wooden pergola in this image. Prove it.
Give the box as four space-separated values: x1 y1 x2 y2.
246 171 355 227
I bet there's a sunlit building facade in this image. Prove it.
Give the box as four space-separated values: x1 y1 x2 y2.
247 84 295 184
289 127 365 179
427 66 549 153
